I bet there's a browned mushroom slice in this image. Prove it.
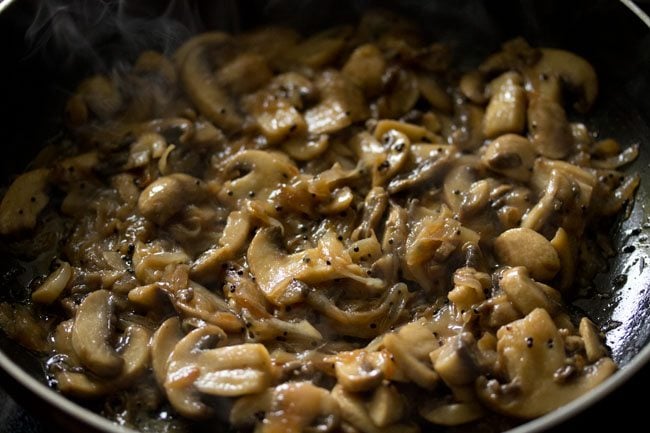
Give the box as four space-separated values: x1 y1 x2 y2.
231 382 340 433
217 149 299 205
419 400 485 426
525 48 598 113
479 37 541 74
387 144 456 194
459 71 487 105
357 128 411 187
179 33 242 132
286 26 353 69
476 308 616 419
527 94 574 159
417 74 452 113
342 43 386 97
450 103 485 152
305 70 369 134
125 132 168 169
352 187 388 241
324 349 399 392
216 53 273 95
137 173 207 225
245 89 307 145
71 290 123 377
482 72 526 138
237 26 300 70
0 169 50 236
191 210 252 283
170 281 243 333
306 283 407 339
75 75 124 120
376 67 419 119
481 134 535 182
248 227 383 305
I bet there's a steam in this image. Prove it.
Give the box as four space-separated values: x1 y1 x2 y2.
24 0 238 73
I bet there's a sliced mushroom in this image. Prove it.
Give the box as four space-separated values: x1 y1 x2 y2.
481 134 535 182
248 227 382 305
417 74 452 113
191 210 252 283
368 384 406 428
376 67 419 119
151 317 184 388
578 317 606 363
526 48 598 113
216 53 272 95
137 174 206 225
498 267 562 316
57 324 152 398
31 261 72 304
125 132 168 169
382 319 441 389
179 33 242 132
459 71 487 104
483 72 526 138
493 228 560 281
305 70 369 135
71 290 123 377
245 89 307 145
326 349 397 392
332 384 418 433
231 382 340 433
351 187 388 241
342 43 386 98
476 308 616 419
163 325 227 418
0 169 50 236
450 103 485 152
447 266 490 317
387 144 456 194
306 283 407 338
286 26 352 69
217 149 299 205
75 75 124 120
527 95 573 159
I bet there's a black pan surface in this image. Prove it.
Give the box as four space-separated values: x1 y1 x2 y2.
0 0 648 432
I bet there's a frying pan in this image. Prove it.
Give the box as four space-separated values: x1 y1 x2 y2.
0 0 648 431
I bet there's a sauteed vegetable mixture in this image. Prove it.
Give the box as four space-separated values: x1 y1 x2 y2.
0 10 639 433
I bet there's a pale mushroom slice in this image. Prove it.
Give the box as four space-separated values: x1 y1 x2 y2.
137 173 207 225
353 129 411 187
482 72 526 138
57 324 152 398
0 169 50 236
71 290 123 378
493 228 560 281
231 382 340 433
151 317 184 388
382 319 441 389
481 134 535 182
247 227 383 305
31 261 72 304
499 266 562 316
331 384 419 433
476 308 616 419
